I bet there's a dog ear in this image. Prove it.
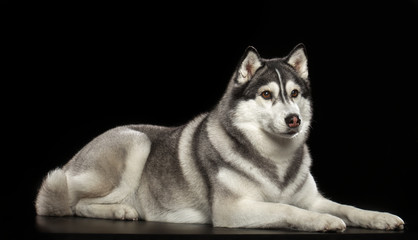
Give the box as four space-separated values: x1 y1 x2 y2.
286 43 308 80
236 46 263 84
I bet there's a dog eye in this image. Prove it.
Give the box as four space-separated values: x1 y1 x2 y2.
291 89 299 98
261 91 272 100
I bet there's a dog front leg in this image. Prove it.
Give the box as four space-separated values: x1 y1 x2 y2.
212 198 346 232
307 196 404 230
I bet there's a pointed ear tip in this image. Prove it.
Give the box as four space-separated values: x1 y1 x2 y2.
287 43 307 61
294 43 307 52
245 46 259 54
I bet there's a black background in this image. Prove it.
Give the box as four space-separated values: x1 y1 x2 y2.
3 1 418 238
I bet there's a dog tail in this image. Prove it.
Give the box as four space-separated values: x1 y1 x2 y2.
35 168 73 216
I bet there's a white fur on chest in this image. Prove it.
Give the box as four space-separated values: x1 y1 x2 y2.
207 116 279 194
233 118 307 181
207 115 308 203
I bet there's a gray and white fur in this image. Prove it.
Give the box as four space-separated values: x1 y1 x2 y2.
36 44 404 232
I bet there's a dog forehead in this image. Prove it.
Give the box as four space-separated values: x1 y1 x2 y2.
264 60 295 81
241 59 303 100
264 60 310 99
253 61 295 88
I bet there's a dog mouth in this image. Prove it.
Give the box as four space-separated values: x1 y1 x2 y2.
281 130 299 137
266 128 300 139
285 130 298 135
265 123 301 139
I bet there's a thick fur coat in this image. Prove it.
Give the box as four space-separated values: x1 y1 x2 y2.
36 45 404 232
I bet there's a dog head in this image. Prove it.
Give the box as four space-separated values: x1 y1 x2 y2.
219 44 312 140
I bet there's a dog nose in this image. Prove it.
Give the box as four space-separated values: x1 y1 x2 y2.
285 114 301 128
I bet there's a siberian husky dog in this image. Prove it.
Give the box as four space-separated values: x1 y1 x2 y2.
36 44 404 232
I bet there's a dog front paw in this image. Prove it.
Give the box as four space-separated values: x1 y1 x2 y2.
114 204 139 221
348 210 404 230
316 214 347 232
300 213 346 232
366 212 404 230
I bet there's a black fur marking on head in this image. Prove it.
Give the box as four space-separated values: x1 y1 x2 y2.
236 59 311 103
267 59 311 100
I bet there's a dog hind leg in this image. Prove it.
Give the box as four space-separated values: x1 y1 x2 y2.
37 127 151 220
74 201 139 220
68 128 151 220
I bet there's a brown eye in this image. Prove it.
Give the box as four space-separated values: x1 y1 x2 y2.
291 89 299 98
261 90 272 100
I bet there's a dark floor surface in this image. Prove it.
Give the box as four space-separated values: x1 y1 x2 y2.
32 216 416 240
